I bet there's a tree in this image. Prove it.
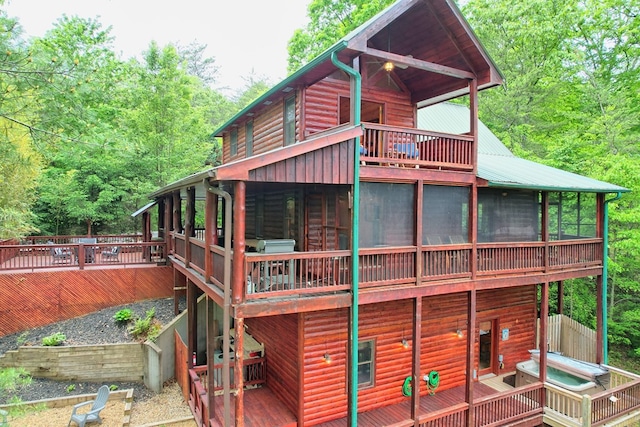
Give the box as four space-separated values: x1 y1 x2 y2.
287 0 394 72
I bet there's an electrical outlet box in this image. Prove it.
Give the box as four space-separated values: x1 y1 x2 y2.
502 328 509 341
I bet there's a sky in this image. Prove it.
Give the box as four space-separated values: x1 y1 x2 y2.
3 0 311 94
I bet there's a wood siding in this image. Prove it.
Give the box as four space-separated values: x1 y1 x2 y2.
245 314 299 417
304 78 414 136
247 139 354 184
0 266 173 337
223 96 300 164
297 286 536 425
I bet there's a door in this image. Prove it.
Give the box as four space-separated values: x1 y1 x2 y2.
478 319 498 377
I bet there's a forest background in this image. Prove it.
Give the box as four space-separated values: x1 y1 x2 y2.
1 0 639 365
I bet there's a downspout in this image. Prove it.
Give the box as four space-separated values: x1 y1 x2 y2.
331 51 361 427
603 192 622 364
206 182 233 427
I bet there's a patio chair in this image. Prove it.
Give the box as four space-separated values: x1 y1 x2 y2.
67 384 110 427
101 246 120 262
51 245 72 263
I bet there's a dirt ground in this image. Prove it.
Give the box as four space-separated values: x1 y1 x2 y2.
5 382 196 427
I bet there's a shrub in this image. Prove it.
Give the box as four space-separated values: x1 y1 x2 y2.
41 332 66 346
0 367 31 399
128 306 159 341
66 384 76 393
113 308 134 325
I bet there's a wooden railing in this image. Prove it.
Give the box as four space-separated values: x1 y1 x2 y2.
20 234 144 245
174 233 186 261
0 242 165 271
418 403 468 427
549 239 603 269
188 368 209 427
422 244 472 280
244 250 351 299
544 367 640 427
192 358 267 393
473 382 543 426
361 123 474 170
359 246 416 287
477 242 546 274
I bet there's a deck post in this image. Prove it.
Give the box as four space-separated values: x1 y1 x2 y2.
542 192 549 273
204 188 216 282
596 275 603 364
185 186 195 268
206 297 217 423
173 190 182 234
164 195 172 254
557 281 564 315
466 289 476 426
412 297 422 425
539 281 549 408
187 279 197 369
232 181 246 305
234 317 245 427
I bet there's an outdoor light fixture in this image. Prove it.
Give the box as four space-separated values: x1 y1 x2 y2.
323 353 332 364
401 338 409 349
456 329 463 338
383 61 395 72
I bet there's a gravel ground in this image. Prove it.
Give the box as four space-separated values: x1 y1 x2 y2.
0 297 184 405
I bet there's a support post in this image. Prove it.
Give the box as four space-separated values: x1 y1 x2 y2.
540 282 549 408
187 279 197 369
466 289 476 427
411 297 422 425
234 317 245 427
232 181 246 305
205 188 216 282
596 275 603 364
557 281 564 315
207 297 216 423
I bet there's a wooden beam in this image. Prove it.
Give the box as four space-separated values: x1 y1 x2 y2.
411 297 422 424
206 297 216 423
187 279 197 369
234 317 245 427
539 282 549 408
232 181 246 305
362 47 475 79
596 275 603 364
466 289 476 426
204 189 215 282
557 281 564 315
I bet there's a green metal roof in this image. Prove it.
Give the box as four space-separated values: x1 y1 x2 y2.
418 103 629 193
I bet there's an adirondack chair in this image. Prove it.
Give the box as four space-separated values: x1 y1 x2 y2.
101 246 120 262
67 385 110 427
0 408 8 427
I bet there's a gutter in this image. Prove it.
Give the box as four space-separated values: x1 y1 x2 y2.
205 183 233 426
603 192 622 364
331 51 361 427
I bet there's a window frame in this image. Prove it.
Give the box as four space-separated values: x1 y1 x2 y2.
356 339 375 389
284 95 296 146
230 127 238 157
245 120 254 157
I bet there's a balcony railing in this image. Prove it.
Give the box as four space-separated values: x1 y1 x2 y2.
178 238 605 301
0 241 165 271
544 366 640 427
361 123 474 170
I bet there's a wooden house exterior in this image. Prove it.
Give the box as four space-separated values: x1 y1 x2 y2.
151 0 630 426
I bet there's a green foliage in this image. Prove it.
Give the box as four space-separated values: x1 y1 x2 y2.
66 384 76 393
41 332 66 346
0 367 32 401
16 331 29 346
128 306 160 342
113 308 134 325
109 384 118 391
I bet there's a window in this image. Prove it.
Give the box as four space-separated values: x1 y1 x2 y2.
284 96 296 146
358 340 375 388
230 128 238 157
245 121 253 157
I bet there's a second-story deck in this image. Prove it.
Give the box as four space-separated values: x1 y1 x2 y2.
170 232 602 306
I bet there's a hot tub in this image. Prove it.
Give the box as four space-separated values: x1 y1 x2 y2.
515 359 604 394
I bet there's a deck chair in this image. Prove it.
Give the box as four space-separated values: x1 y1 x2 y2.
101 246 120 262
0 408 8 427
51 246 72 263
67 385 110 427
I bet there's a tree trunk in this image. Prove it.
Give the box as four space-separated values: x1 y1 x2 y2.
86 219 92 237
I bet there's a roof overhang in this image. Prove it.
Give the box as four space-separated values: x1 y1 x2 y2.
131 201 157 218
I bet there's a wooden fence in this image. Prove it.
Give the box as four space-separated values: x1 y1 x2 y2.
537 314 597 363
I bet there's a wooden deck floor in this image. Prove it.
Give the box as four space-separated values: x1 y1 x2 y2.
208 387 297 427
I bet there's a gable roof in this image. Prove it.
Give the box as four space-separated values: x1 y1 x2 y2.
214 0 503 137
418 103 629 193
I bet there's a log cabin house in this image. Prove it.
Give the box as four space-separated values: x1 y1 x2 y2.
150 0 632 426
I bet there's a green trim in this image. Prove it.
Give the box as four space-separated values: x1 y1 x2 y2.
331 51 361 427
486 182 630 194
213 41 349 137
603 192 622 364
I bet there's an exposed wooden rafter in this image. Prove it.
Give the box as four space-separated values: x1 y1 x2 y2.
362 47 475 79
